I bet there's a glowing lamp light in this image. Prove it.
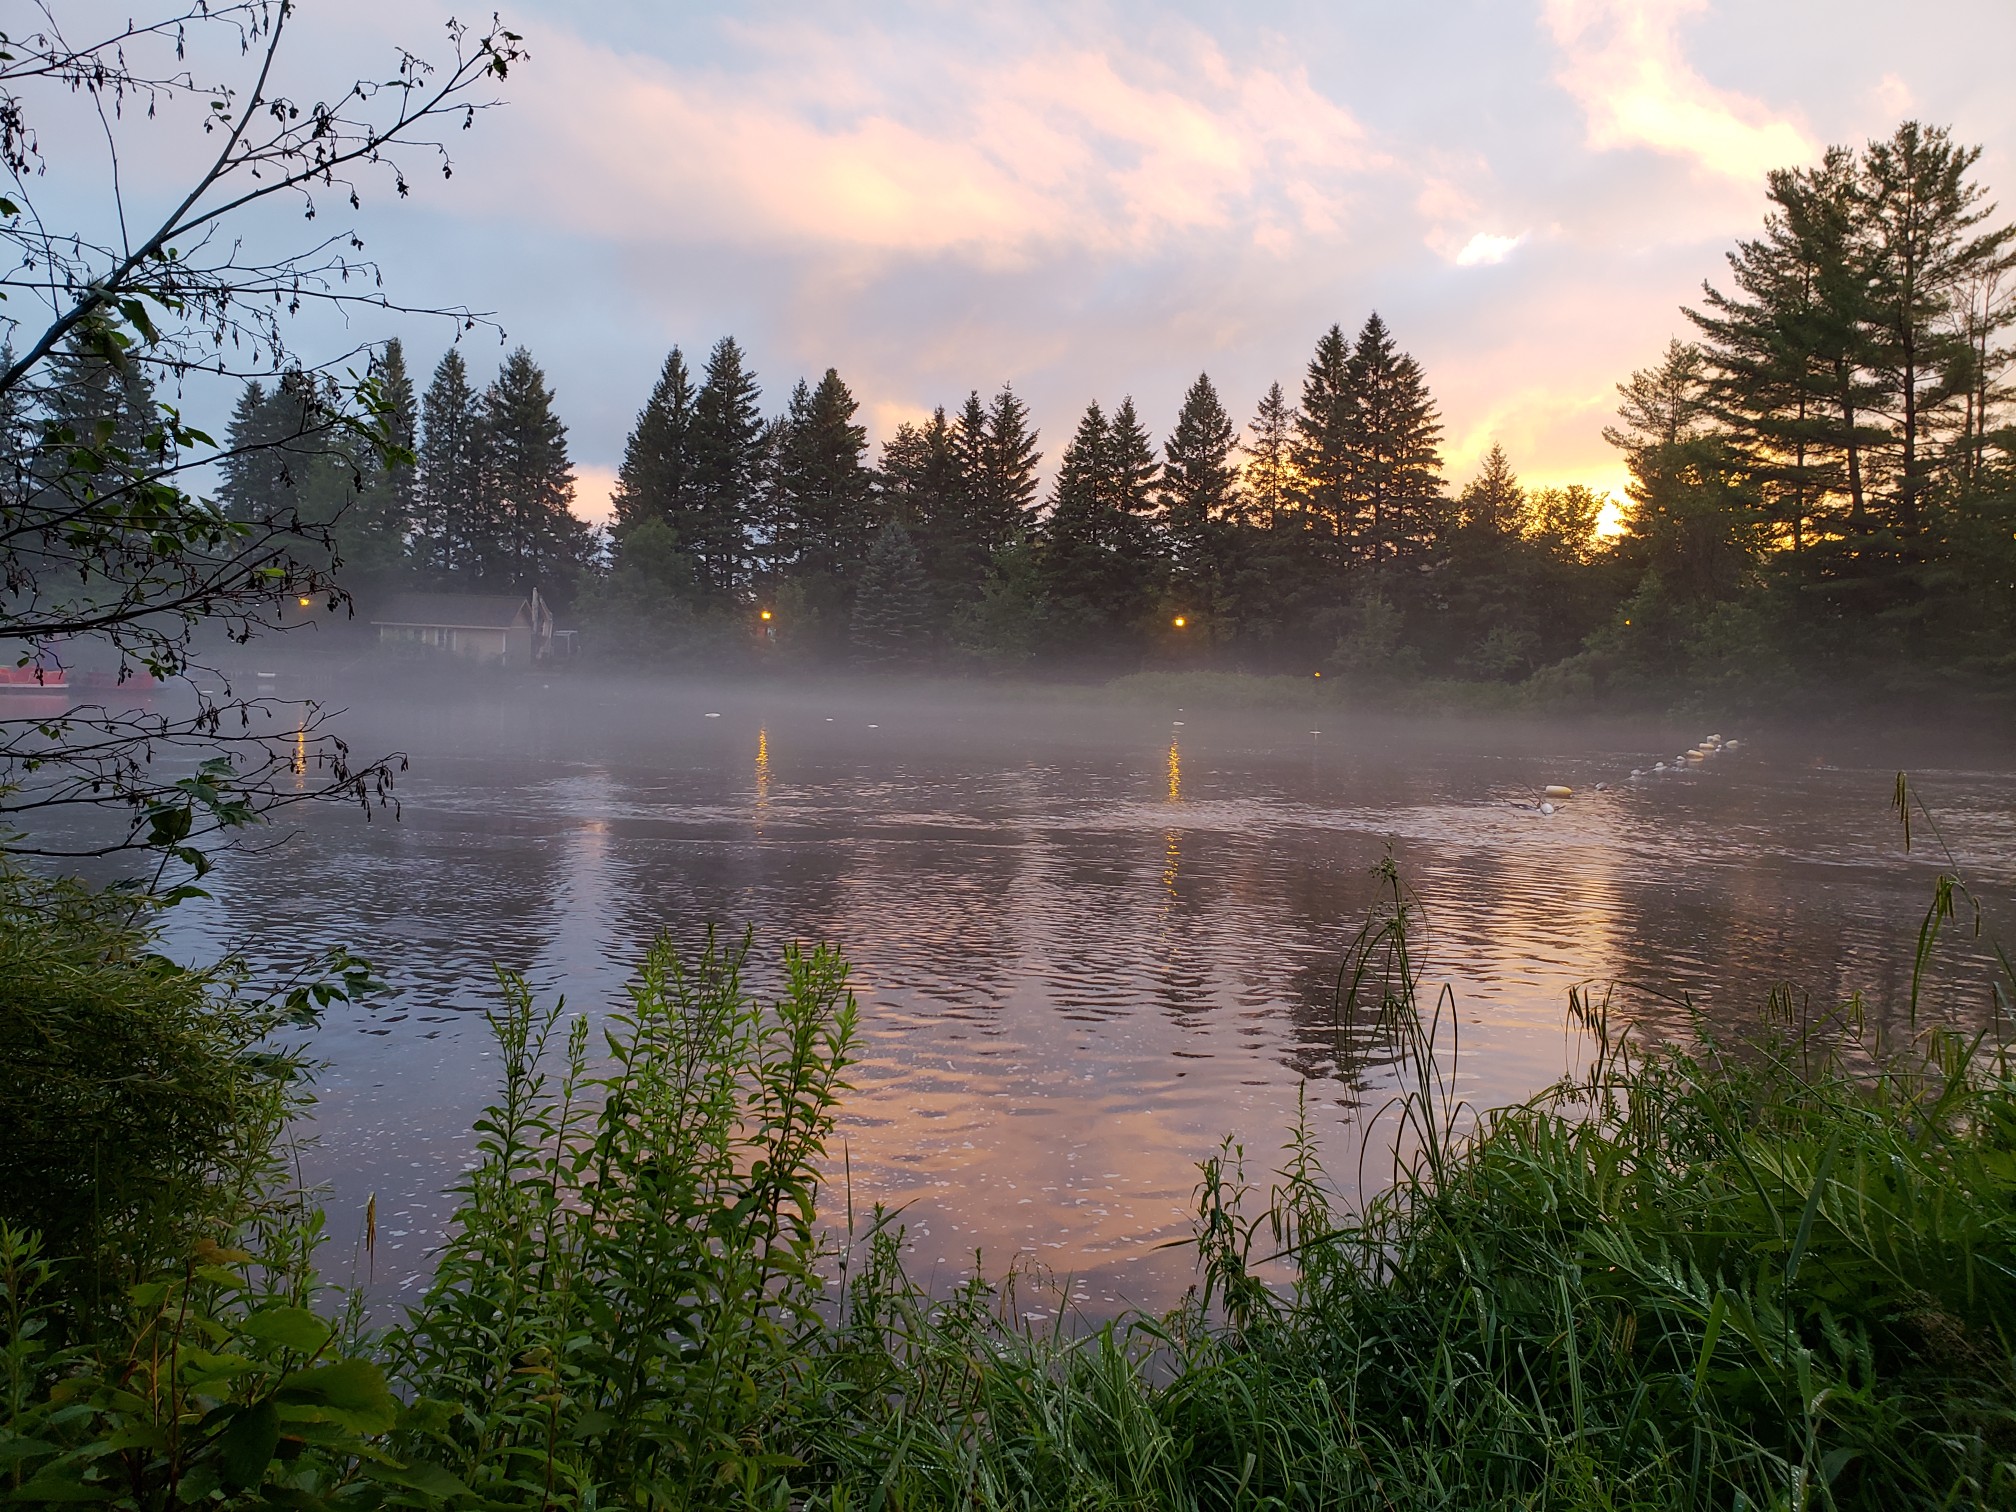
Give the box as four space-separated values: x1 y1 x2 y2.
1312 671 1322 678
1172 615 1187 628
297 596 312 607
760 609 773 622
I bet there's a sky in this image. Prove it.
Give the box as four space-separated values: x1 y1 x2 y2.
28 1 2016 525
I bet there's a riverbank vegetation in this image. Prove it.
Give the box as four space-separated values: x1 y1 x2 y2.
5 860 2011 1509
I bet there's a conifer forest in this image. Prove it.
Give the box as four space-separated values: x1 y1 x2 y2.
170 121 2016 702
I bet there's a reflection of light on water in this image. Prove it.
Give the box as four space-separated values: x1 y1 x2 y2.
1166 736 1181 804
1162 830 1181 897
754 727 771 806
291 727 307 786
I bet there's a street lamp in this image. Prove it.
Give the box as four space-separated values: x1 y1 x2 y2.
1172 615 1187 629
760 609 773 622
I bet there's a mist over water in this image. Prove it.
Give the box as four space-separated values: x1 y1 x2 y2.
112 675 2016 1311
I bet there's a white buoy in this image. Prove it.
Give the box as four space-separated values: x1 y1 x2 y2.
1172 721 1184 727
867 723 879 729
1725 738 1739 749
1594 782 1610 792
1631 768 1644 778
1539 801 1556 816
705 712 721 719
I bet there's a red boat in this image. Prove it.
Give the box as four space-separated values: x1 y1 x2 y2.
0 660 68 692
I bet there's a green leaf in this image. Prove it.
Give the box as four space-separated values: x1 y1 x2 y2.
240 1305 332 1354
219 1398 280 1489
361 1458 472 1499
275 1359 397 1434
5 1472 113 1502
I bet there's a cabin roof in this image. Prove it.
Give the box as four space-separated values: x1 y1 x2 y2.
372 592 531 630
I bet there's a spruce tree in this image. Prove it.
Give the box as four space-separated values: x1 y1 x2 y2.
849 519 932 666
1161 373 1237 603
217 370 352 534
1343 313 1447 568
1689 149 1879 558
1292 324 1355 551
482 346 590 599
1036 402 1109 643
881 407 969 629
687 336 763 600
981 384 1042 546
777 367 874 585
611 347 697 542
1241 382 1296 528
339 338 418 577
219 380 288 523
416 348 486 581
1036 400 1160 648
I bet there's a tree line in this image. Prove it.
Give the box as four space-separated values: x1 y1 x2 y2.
215 342 595 604
182 117 2016 699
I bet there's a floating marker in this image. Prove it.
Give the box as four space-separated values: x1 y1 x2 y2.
1539 801 1556 816
705 712 721 719
1545 785 1573 798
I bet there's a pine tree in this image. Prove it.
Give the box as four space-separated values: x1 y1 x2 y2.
1690 149 1880 556
1160 373 1236 612
1606 343 1761 605
1344 313 1447 568
611 347 697 542
482 346 590 599
1458 444 1524 535
687 336 763 600
849 519 932 666
1857 122 2015 540
1241 382 1296 528
416 348 486 580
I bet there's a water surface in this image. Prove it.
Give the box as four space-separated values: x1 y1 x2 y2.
141 678 2016 1311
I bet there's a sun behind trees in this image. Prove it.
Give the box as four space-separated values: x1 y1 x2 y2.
559 123 2013 698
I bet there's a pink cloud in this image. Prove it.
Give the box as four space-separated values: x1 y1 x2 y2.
1544 0 1816 181
485 19 1384 264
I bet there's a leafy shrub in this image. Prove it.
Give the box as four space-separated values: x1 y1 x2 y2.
0 869 299 1332
387 930 858 1507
